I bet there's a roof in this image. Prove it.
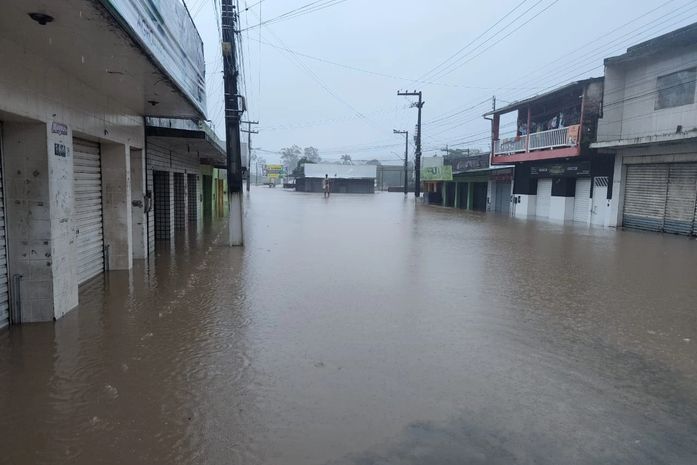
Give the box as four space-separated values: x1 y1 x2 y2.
303 163 377 179
484 77 603 116
605 22 697 66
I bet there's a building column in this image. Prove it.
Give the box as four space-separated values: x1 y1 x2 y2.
608 152 624 228
101 143 133 270
4 121 78 322
130 148 147 259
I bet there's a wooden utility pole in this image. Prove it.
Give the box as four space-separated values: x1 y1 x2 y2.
397 91 423 199
241 120 259 192
221 0 245 245
393 129 409 195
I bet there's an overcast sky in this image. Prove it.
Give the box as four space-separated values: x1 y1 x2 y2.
184 0 697 164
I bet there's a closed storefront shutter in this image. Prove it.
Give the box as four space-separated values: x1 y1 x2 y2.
495 181 511 214
536 179 552 218
73 138 104 284
664 164 697 235
573 178 592 223
0 133 8 329
623 164 669 232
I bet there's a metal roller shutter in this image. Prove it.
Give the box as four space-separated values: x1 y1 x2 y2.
664 163 697 235
0 132 8 329
536 178 552 218
73 138 104 284
573 178 591 223
623 164 669 232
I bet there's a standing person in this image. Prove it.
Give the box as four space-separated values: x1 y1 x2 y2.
323 174 331 198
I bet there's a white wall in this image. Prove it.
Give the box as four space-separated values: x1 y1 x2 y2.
597 48 697 143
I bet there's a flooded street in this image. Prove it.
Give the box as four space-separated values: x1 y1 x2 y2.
1 188 697 465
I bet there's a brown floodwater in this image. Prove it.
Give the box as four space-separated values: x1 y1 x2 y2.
1 187 696 465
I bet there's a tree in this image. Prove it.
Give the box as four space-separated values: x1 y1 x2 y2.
280 145 302 173
303 146 321 163
340 154 353 165
292 156 317 177
366 159 382 166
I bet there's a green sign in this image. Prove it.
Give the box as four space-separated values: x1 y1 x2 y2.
421 165 453 181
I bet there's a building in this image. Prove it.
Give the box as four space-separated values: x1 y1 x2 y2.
440 153 514 213
487 78 614 224
592 23 697 235
0 1 220 328
376 163 413 192
296 164 376 194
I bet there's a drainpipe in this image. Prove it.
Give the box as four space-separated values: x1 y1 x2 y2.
12 274 23 324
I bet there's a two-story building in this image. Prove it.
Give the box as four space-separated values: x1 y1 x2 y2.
0 1 224 328
487 78 615 224
593 23 697 235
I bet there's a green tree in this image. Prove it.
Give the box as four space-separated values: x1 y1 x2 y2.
280 145 302 173
303 146 321 163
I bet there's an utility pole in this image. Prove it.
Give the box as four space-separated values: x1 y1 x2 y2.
241 120 259 192
393 129 409 195
221 0 245 245
397 91 423 199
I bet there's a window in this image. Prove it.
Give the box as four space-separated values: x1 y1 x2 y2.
655 68 696 110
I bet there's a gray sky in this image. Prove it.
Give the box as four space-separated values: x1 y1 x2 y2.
185 0 697 164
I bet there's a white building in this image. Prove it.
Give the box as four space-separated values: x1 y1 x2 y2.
593 23 697 234
0 1 223 328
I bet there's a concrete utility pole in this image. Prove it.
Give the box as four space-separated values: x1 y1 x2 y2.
393 129 409 195
241 120 259 192
397 91 423 199
221 0 245 245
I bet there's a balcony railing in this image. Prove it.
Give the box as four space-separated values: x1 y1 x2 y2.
494 135 527 155
528 124 580 150
494 124 580 156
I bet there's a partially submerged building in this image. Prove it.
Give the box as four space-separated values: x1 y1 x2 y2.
296 164 376 194
0 1 223 328
487 78 614 224
593 23 697 235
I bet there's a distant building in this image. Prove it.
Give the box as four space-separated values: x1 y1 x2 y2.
376 163 414 192
296 164 376 194
593 23 697 235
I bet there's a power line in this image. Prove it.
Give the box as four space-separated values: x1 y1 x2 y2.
240 0 348 31
416 0 532 82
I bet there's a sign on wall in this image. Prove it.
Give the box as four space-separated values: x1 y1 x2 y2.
530 161 590 178
99 0 206 114
421 165 453 181
449 154 490 173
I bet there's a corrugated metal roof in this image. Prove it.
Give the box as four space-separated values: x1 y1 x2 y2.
303 163 377 179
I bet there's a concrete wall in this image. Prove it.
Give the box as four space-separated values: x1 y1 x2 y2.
0 28 144 322
597 48 697 143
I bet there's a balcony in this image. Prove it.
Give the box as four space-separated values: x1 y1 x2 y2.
494 135 527 155
528 125 580 150
493 124 581 160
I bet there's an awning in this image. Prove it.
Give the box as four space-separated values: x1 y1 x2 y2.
146 118 226 168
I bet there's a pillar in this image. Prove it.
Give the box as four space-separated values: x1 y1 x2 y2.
101 143 132 270
3 121 78 321
130 148 147 259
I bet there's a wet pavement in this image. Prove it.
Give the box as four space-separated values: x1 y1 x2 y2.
1 187 697 465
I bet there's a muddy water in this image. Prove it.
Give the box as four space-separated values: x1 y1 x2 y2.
1 188 696 465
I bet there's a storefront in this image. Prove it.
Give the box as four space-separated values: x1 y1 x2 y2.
512 158 613 223
621 159 697 235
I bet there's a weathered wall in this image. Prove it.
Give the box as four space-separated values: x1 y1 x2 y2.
597 48 697 143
